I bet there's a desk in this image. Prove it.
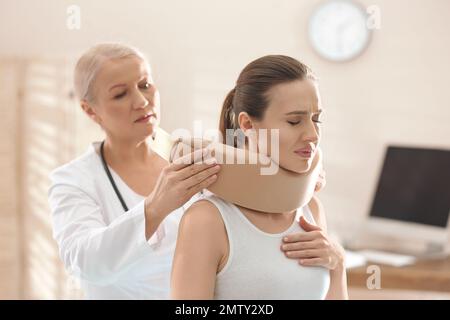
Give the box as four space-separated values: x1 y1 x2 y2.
347 256 450 299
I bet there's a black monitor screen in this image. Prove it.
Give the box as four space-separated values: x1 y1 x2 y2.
370 146 450 228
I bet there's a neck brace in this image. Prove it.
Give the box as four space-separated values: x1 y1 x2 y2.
150 127 322 213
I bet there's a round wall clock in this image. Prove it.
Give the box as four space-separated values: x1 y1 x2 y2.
308 0 371 62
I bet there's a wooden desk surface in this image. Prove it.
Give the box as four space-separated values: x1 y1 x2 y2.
347 256 450 292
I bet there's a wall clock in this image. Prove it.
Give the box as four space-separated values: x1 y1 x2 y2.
308 0 372 62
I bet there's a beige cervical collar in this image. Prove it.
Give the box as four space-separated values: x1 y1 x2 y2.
150 127 322 213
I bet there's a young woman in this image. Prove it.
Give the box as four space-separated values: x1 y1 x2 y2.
171 55 348 300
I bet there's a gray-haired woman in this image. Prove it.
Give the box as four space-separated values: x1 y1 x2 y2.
48 43 220 299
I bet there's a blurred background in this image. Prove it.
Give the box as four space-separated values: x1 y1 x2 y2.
0 0 449 299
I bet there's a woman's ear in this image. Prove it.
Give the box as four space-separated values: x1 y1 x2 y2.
81 100 101 125
237 111 259 151
237 111 254 132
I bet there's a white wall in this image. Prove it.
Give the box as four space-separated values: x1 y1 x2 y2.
0 60 21 299
1 0 449 269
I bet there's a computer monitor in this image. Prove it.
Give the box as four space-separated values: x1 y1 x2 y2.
366 146 450 253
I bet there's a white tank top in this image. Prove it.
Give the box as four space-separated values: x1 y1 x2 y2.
200 195 330 300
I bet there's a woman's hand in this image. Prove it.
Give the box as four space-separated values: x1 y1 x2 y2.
145 148 220 220
281 216 345 270
314 168 326 193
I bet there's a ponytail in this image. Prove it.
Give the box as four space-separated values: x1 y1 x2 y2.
219 88 237 144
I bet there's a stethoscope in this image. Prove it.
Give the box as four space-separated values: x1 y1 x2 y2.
99 140 129 212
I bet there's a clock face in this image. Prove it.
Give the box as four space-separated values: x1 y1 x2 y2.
308 0 371 62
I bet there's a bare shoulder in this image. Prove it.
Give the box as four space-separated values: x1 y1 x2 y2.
171 199 228 298
307 195 328 233
181 199 225 230
177 199 227 255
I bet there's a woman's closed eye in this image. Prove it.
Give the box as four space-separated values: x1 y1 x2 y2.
113 83 151 99
287 118 322 126
114 91 126 99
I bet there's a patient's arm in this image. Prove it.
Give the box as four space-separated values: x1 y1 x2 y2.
170 200 227 299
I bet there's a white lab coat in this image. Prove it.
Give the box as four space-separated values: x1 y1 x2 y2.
48 142 197 299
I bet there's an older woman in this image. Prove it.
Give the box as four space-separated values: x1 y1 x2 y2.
48 43 220 299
